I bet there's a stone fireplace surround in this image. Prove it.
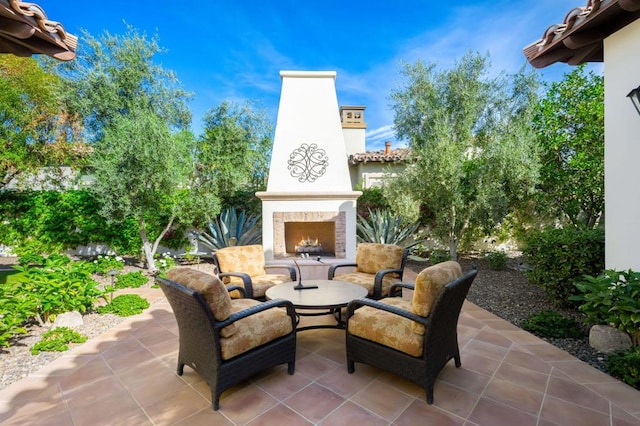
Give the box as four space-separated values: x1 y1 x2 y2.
256 191 360 261
275 211 344 258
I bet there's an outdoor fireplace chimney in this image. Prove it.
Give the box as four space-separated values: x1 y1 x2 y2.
256 71 362 260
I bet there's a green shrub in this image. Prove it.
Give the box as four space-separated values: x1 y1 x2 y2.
114 271 149 289
606 347 640 390
521 310 583 338
356 187 390 218
97 294 149 316
89 254 125 275
155 253 177 274
13 258 102 323
486 250 508 270
429 249 451 265
31 326 87 355
17 253 46 267
221 189 262 216
0 285 35 347
522 226 604 307
572 270 640 343
0 190 143 255
356 208 424 249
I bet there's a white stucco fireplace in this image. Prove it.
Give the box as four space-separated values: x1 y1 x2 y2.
257 71 361 260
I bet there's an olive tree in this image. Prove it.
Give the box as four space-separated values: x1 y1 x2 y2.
198 101 273 196
59 26 218 272
0 56 82 190
386 52 540 259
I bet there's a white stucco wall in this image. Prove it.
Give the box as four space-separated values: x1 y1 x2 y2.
267 71 352 192
603 18 640 270
259 71 361 260
343 127 366 156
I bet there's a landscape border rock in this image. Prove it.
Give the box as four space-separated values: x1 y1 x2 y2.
589 324 632 353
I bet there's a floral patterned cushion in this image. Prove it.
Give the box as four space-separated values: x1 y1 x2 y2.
215 245 266 280
355 243 404 275
347 298 423 357
167 267 237 336
226 273 292 298
333 272 400 297
411 261 462 335
220 298 294 360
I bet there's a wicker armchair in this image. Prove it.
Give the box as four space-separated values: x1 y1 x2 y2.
157 268 297 410
212 244 297 299
345 261 477 404
328 243 408 299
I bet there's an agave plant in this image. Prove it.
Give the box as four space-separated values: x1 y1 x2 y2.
194 207 262 250
356 208 424 249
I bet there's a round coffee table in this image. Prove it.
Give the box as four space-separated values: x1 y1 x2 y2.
265 280 367 331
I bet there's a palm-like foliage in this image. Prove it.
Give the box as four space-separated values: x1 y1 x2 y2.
194 207 261 250
356 209 424 249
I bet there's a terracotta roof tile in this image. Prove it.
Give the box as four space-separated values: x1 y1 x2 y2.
348 148 413 165
0 0 77 61
523 0 640 68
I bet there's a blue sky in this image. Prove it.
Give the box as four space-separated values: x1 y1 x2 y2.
41 0 597 150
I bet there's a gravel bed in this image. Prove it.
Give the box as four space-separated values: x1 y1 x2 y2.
0 254 610 391
407 255 608 373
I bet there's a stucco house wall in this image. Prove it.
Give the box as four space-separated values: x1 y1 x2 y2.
603 18 640 270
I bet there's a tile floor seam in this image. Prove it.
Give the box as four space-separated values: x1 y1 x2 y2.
533 365 554 426
57 381 77 426
349 377 416 423
98 343 158 424
544 372 622 418
281 398 330 425
462 339 512 422
341 397 392 424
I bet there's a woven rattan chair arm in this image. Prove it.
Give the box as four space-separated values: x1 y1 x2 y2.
389 282 415 297
346 298 428 325
328 262 357 279
215 299 296 329
218 272 254 298
225 285 245 298
265 264 297 281
371 268 403 298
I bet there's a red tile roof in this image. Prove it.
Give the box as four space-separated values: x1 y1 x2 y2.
523 0 640 68
348 148 413 165
0 0 77 61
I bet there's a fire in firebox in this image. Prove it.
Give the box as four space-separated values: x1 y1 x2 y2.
295 236 323 254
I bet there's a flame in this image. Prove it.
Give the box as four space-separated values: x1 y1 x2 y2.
297 236 320 246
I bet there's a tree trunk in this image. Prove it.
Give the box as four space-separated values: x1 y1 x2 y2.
139 218 157 273
448 236 458 261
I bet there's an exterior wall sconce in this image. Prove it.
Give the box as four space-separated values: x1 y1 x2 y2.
627 86 640 115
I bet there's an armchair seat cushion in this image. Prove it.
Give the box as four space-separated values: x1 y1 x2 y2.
226 274 292 298
333 272 400 297
220 299 294 360
348 298 423 357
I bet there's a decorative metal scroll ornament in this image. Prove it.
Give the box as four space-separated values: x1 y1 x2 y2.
287 143 328 183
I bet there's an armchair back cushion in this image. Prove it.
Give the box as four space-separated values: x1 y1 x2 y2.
355 243 404 274
167 268 237 337
411 261 462 334
215 245 266 278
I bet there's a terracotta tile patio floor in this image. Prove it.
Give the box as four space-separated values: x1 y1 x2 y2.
1 270 639 425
